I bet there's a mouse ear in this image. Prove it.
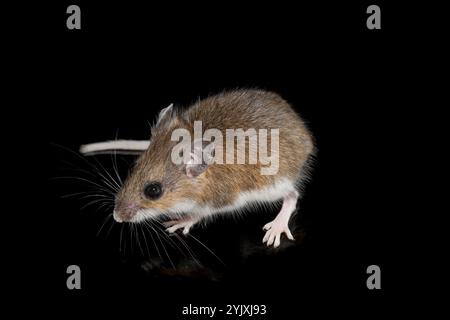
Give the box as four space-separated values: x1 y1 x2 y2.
185 139 216 178
156 103 174 124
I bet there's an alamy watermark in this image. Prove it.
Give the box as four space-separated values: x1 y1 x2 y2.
171 121 280 176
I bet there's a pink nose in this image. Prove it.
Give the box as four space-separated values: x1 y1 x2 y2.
113 203 139 222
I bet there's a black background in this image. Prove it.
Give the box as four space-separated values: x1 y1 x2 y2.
6 0 426 318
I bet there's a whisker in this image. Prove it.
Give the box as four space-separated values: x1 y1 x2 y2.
188 233 226 267
60 186 115 200
150 221 187 257
133 223 145 256
53 143 216 269
119 223 124 253
51 176 116 196
142 221 163 262
91 156 121 192
97 213 113 237
112 131 124 186
51 142 120 192
104 214 116 240
152 223 175 269
96 202 114 213
138 224 152 258
170 232 201 267
81 198 112 210
60 191 89 199
80 194 114 202
59 159 101 179
129 224 134 254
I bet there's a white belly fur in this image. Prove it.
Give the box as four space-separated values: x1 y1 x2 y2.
193 177 296 217
134 177 296 223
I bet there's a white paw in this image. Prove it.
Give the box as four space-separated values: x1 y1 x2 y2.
164 220 195 235
262 220 294 248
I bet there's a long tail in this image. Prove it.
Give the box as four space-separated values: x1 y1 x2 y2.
80 140 149 156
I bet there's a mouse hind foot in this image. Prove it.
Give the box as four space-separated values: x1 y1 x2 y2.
262 191 298 248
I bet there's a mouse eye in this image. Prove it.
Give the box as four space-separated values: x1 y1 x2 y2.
143 182 163 200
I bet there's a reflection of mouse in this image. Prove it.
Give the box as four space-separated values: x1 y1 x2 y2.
80 89 315 248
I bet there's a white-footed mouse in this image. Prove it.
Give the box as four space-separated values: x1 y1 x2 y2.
80 89 315 248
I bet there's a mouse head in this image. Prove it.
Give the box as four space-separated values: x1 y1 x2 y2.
113 105 215 223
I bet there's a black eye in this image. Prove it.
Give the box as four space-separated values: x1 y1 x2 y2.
143 182 163 200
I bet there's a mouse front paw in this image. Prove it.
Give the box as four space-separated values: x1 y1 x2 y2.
262 219 294 248
163 219 196 235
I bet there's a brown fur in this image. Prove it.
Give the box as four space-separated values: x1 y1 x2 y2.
115 89 314 217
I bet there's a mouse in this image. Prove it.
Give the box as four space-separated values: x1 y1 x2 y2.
80 89 315 248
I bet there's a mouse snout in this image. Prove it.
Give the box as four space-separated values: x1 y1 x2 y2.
113 202 141 223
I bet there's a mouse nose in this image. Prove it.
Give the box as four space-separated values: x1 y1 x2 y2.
113 203 139 223
113 210 124 223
